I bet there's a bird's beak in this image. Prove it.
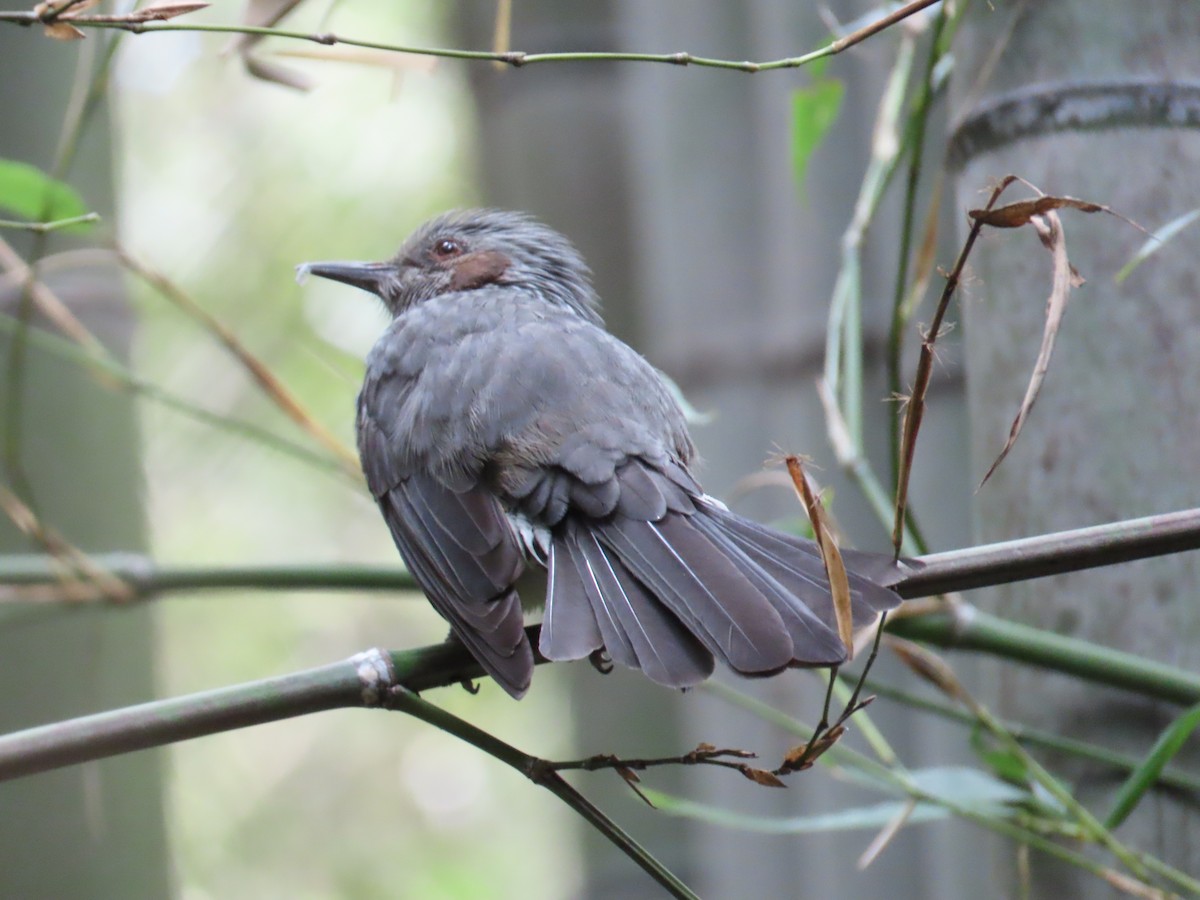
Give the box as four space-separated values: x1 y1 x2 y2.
295 260 394 296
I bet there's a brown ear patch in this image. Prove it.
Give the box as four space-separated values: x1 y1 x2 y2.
449 250 510 291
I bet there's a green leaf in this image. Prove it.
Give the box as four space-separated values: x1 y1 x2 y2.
0 158 93 231
1104 700 1200 830
1115 207 1200 283
971 725 1029 784
791 79 844 196
644 766 1028 833
905 765 1030 811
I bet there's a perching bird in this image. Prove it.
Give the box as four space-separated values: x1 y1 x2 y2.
299 209 906 699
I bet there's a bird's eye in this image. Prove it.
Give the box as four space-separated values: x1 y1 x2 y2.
432 238 462 259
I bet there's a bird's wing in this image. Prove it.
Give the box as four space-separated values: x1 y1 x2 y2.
358 373 533 698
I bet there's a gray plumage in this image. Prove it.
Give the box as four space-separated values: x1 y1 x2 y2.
299 209 905 699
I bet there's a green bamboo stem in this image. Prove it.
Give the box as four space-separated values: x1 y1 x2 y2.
889 609 1200 705
0 647 697 898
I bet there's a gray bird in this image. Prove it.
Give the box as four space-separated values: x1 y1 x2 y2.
299 209 904 699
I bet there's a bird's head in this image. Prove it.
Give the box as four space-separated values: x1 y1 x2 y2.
297 208 601 323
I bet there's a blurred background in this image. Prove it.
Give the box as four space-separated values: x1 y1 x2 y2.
0 2 971 897
5 1 1199 898
127 3 972 894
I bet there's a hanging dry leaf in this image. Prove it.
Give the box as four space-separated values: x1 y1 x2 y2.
222 0 310 89
978 210 1080 487
785 456 854 654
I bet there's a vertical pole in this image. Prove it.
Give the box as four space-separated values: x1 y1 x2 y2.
952 1 1200 891
0 32 169 899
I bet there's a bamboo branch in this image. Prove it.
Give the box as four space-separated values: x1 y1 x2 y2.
0 648 697 898
4 506 1199 601
1 507 1199 785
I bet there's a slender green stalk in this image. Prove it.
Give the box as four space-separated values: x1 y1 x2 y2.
0 0 941 73
0 312 348 476
1104 701 1200 829
386 688 699 900
886 7 951 488
823 31 914 425
818 27 931 555
890 609 1200 705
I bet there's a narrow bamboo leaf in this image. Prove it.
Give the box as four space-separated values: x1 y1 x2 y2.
1103 700 1200 830
0 159 92 231
1115 207 1200 283
791 79 844 195
644 788 950 833
645 766 1027 833
907 765 1030 809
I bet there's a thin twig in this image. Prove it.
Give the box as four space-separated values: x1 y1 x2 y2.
114 246 362 476
0 213 99 233
0 0 941 73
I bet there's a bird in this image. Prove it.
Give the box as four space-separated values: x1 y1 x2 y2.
298 209 907 699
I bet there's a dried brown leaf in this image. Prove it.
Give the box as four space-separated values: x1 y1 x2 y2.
0 484 134 602
34 0 99 17
979 210 1076 487
857 797 917 870
969 195 1108 229
740 766 787 789
243 55 314 91
221 0 309 88
785 456 853 654
779 723 846 773
43 20 85 39
0 237 110 366
1098 866 1171 899
125 1 210 23
886 636 967 702
491 0 512 71
616 766 641 785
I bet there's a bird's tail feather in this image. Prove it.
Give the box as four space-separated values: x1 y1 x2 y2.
540 502 903 688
